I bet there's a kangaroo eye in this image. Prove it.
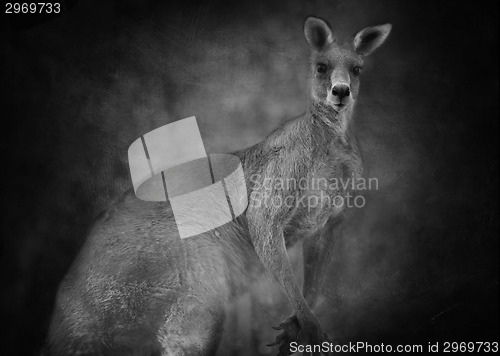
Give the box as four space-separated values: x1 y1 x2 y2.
316 64 327 74
353 67 362 76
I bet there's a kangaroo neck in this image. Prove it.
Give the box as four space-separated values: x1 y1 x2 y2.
308 101 352 139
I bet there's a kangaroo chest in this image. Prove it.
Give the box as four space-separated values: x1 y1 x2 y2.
284 141 362 241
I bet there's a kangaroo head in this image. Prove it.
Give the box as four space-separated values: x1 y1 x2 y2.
304 16 391 115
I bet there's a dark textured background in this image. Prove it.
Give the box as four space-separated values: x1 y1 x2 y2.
1 0 498 355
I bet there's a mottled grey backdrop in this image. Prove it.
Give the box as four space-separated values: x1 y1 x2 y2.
1 0 498 355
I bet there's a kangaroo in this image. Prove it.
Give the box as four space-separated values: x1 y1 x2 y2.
46 16 391 356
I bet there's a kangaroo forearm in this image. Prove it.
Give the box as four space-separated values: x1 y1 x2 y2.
303 278 322 308
282 269 314 316
249 222 315 318
268 260 315 321
302 252 333 308
303 246 332 307
302 219 344 307
260 244 311 315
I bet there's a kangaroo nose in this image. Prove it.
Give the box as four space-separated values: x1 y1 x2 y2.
332 85 350 99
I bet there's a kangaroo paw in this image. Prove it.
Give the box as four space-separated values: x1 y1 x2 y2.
267 315 301 356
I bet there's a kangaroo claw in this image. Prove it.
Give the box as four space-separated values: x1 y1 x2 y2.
267 331 286 347
266 340 280 347
267 315 301 356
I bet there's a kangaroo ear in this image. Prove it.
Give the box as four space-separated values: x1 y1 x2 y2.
353 24 392 56
304 16 334 51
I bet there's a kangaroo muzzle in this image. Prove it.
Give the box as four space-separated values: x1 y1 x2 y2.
331 84 351 101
